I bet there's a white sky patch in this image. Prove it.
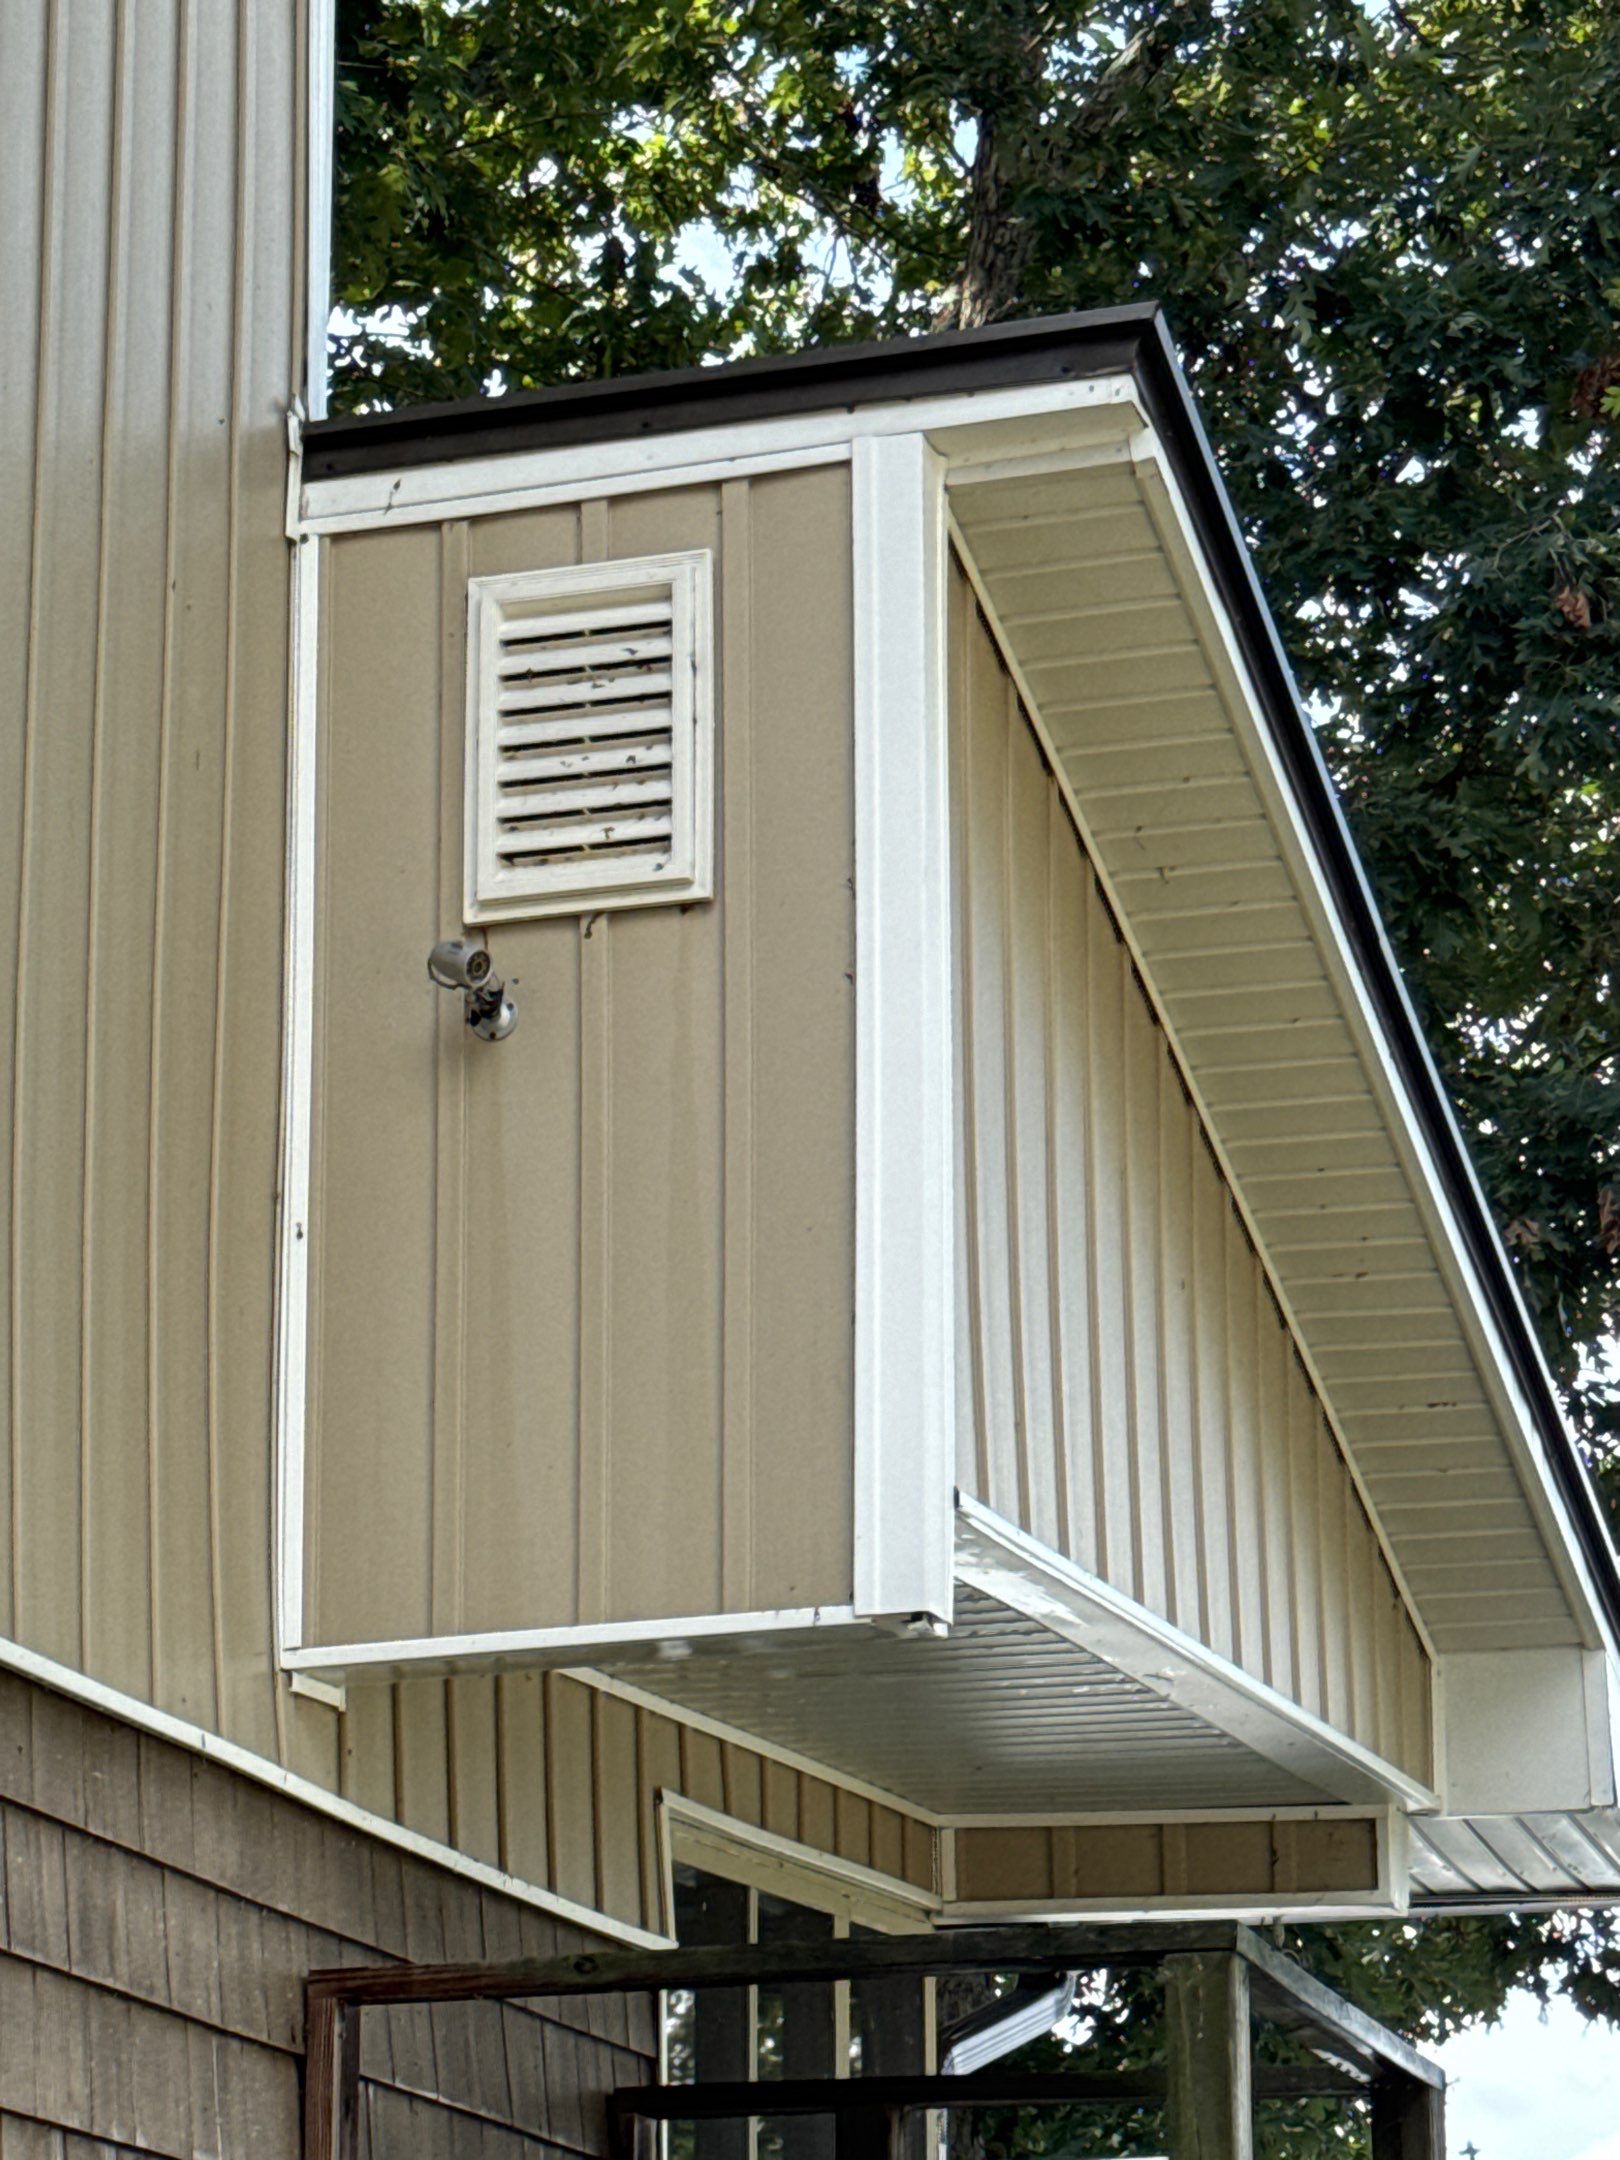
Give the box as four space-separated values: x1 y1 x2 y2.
1437 1988 1620 2158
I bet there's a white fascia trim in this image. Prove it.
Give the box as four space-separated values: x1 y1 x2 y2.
852 432 956 1627
283 1605 868 1685
658 1792 941 1939
303 442 851 536
0 1629 667 1948
303 0 334 422
296 375 1143 534
1125 440 1616 1659
942 1893 1396 1923
957 1497 1439 1814
940 1802 1389 1828
274 534 320 1663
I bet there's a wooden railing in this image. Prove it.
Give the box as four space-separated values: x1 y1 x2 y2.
302 1920 1443 2160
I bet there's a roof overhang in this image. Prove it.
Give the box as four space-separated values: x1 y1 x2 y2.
301 307 1620 1893
301 314 1613 1665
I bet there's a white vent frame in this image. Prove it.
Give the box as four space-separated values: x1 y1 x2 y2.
464 549 714 922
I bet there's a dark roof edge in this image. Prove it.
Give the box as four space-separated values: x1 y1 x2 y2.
301 305 1163 479
1129 315 1620 1654
305 307 1620 1647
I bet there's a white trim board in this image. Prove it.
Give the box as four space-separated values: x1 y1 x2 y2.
303 0 334 422
943 1891 1398 1923
0 1629 667 1949
274 533 321 1663
284 1606 870 1684
956 1497 1440 1815
851 432 956 1626
657 1791 941 1941
296 376 1145 533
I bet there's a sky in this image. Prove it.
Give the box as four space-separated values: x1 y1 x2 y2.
1437 1990 1620 2160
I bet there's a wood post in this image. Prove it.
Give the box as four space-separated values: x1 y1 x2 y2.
1163 1951 1253 2160
302 1989 360 2160
1371 2074 1446 2160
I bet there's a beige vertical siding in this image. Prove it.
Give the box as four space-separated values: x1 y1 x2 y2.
0 0 913 1939
949 554 1432 1784
0 0 301 1756
306 467 858 1648
951 1814 1383 1907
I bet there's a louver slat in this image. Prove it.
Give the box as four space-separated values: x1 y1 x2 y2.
466 551 714 919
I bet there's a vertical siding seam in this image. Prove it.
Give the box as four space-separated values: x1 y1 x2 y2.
1041 788 1071 1562
1250 1261 1275 1693
203 0 253 1743
575 499 611 1625
299 536 335 1675
953 589 991 1502
144 0 197 1716
1082 876 1109 1584
430 520 470 1638
79 0 133 1675
1275 1332 1303 1706
1219 1207 1244 1668
1154 1052 1180 1629
718 478 755 1613
8 0 62 1645
999 677 1032 1533
1187 1120 1212 1646
1117 942 1146 1604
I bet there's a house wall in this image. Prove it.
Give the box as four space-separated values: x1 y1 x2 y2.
304 465 858 1649
950 1813 1384 1909
0 0 303 1759
0 0 928 1953
0 1666 656 2159
947 555 1433 1787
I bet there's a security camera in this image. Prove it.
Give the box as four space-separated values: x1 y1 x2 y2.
427 938 517 1041
427 938 494 994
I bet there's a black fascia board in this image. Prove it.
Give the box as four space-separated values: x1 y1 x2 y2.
304 306 1620 1644
300 304 1160 479
1127 314 1620 1649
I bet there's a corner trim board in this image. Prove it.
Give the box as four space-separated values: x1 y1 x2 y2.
303 0 334 420
274 534 320 1662
851 432 956 1626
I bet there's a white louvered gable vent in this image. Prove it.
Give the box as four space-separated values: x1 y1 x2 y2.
465 550 714 920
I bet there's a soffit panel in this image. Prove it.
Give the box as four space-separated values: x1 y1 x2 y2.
948 454 1581 1655
605 1587 1334 1816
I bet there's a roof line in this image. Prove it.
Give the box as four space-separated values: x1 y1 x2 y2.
1126 315 1620 1653
302 305 1164 477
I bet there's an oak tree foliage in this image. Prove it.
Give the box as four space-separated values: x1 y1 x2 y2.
334 0 1620 2140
